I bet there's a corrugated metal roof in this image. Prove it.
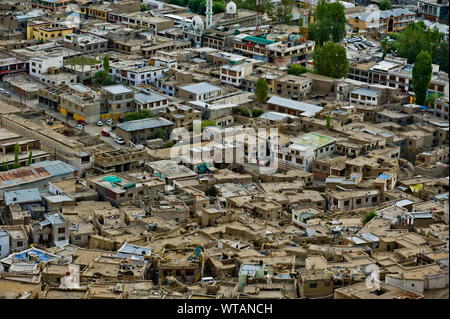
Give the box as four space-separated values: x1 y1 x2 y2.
350 87 380 98
134 92 167 104
4 188 42 206
117 117 173 132
267 96 323 114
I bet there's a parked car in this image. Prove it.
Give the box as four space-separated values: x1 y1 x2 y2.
114 136 125 144
101 129 110 136
75 124 84 130
106 119 113 126
0 89 11 97
200 277 215 285
366 41 376 47
96 120 103 126
77 119 86 125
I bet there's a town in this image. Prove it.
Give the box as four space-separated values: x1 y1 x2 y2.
0 0 448 300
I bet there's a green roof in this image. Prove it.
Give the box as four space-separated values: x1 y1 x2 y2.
103 176 122 183
243 36 275 45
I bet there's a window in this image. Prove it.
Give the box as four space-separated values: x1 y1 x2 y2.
356 199 362 204
309 283 317 289
58 227 65 234
344 200 350 206
17 241 23 247
58 237 65 241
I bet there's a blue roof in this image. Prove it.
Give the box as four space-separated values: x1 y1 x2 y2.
377 174 391 180
13 248 60 262
4 188 41 206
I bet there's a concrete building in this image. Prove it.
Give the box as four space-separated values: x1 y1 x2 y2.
63 33 108 54
116 117 174 145
0 230 9 258
178 82 223 101
267 96 323 117
100 84 135 121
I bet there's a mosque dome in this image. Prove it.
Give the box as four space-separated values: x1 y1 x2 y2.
226 1 237 15
192 15 204 29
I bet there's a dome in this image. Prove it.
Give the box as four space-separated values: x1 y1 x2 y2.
226 1 237 14
192 16 204 29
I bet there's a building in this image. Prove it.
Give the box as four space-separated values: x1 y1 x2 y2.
327 190 381 211
86 174 150 207
31 0 71 12
273 132 336 172
417 0 449 23
272 75 313 100
59 84 106 124
109 60 171 86
0 57 27 79
234 35 276 62
266 40 315 66
267 96 323 117
347 8 415 34
29 55 77 86
431 98 449 120
3 188 42 215
30 213 69 246
63 33 108 54
178 82 223 101
298 269 333 299
0 230 10 258
100 85 135 121
92 148 147 175
349 87 382 106
116 117 174 145
134 91 169 113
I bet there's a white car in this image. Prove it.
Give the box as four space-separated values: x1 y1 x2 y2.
96 120 103 126
106 119 113 126
114 136 125 144
75 124 84 130
200 277 215 285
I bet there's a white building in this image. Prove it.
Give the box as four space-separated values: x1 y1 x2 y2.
29 55 76 86
272 132 336 171
349 87 381 106
109 60 170 86
220 61 253 87
0 230 9 259
179 82 223 101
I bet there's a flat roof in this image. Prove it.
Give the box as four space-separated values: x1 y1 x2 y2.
290 132 336 150
102 84 134 95
117 117 173 132
180 82 222 95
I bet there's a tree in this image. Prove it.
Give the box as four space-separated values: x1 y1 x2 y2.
141 3 149 11
124 110 154 121
309 0 345 46
28 151 33 165
425 92 439 108
1 162 8 172
154 128 166 139
213 1 225 14
188 0 201 13
255 78 269 103
379 0 392 10
13 143 20 169
232 106 250 117
412 50 432 106
433 40 449 73
251 108 264 118
363 211 377 225
201 120 217 130
313 42 348 78
271 0 294 24
326 113 331 131
93 54 113 86
288 64 309 76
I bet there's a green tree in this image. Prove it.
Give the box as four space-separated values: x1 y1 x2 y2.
425 92 439 108
201 120 217 130
255 78 269 103
141 3 148 11
93 54 113 86
379 0 392 10
154 128 166 139
124 110 154 121
412 50 433 106
313 42 348 78
28 151 33 165
188 0 201 13
363 211 377 225
433 40 449 73
232 106 250 117
13 143 20 169
271 0 294 24
288 64 309 76
326 113 331 131
309 0 345 46
213 1 225 14
1 162 8 171
251 108 264 118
